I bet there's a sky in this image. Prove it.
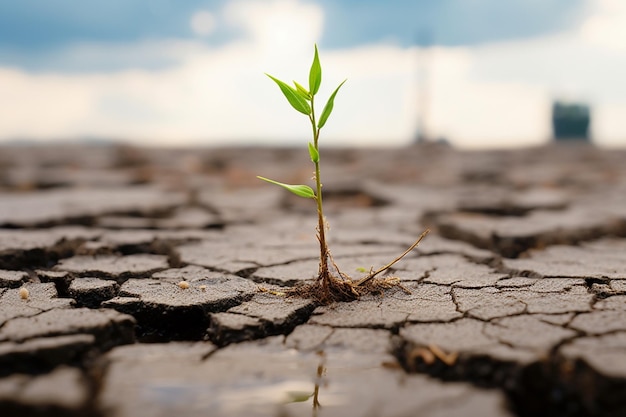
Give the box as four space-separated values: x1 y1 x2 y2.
0 0 624 148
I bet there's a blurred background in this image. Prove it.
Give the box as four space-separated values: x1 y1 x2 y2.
0 0 624 149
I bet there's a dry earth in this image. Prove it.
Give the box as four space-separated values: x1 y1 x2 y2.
0 142 625 417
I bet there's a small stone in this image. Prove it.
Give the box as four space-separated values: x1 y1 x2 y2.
18 287 29 300
178 281 190 289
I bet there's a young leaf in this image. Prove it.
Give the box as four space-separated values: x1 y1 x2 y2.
308 142 319 163
318 79 346 129
257 176 316 199
266 74 311 115
293 81 311 100
309 44 322 95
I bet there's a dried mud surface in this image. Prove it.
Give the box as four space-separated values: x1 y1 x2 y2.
0 143 625 417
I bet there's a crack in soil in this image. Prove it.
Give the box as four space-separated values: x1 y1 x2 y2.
393 320 625 417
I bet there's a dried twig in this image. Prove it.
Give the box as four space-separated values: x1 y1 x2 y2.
355 229 430 287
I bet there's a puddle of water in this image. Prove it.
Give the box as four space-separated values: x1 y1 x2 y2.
141 378 347 416
138 352 355 417
119 345 436 417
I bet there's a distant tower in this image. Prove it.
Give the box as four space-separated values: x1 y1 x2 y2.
415 29 433 143
552 100 591 142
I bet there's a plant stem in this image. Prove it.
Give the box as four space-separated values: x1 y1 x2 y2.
309 96 329 283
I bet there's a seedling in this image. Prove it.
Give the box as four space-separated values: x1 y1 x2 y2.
258 45 428 303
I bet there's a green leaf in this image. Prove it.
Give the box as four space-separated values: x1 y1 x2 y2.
318 79 346 129
308 142 319 163
266 74 311 115
257 176 316 199
293 81 311 100
309 44 322 95
285 391 314 403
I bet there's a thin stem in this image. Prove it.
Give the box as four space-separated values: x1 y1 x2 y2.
309 96 329 280
312 361 324 412
355 229 430 286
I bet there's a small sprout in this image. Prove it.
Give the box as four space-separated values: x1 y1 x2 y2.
356 267 368 273
259 44 346 295
199 285 207 292
19 287 29 300
258 44 429 303
178 281 190 289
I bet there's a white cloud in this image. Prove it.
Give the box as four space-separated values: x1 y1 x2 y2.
594 103 626 146
581 0 626 51
0 68 94 137
0 0 624 148
224 0 323 63
428 48 551 148
190 11 217 37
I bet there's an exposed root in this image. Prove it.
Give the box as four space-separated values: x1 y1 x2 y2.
282 230 430 304
285 229 429 305
286 272 414 304
286 272 358 304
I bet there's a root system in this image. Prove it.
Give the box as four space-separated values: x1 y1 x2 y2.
284 229 429 305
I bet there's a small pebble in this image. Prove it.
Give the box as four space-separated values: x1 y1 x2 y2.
178 281 190 289
199 285 207 292
19 287 29 300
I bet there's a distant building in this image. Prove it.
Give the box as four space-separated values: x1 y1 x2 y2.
552 101 591 141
